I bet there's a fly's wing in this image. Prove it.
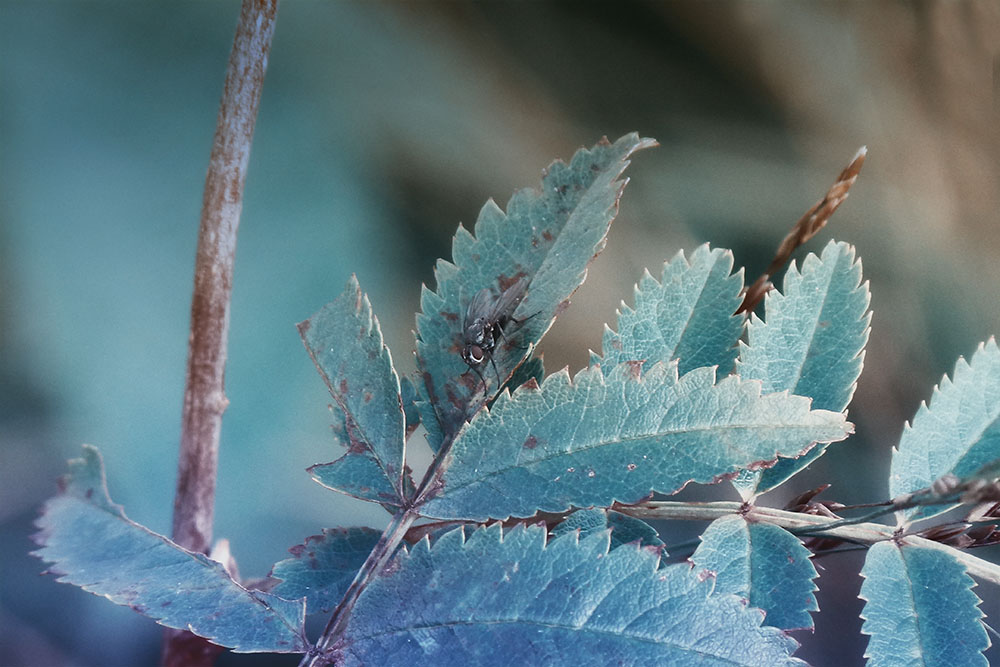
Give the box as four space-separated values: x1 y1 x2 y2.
464 288 496 339
489 278 528 325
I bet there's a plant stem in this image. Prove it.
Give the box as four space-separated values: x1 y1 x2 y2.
616 500 1000 585
305 425 464 665
302 511 417 666
164 1 277 665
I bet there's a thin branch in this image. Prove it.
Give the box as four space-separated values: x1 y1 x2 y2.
164 1 277 665
616 500 1000 585
738 147 867 314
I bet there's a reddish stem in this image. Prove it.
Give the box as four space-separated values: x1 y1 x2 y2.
163 1 277 665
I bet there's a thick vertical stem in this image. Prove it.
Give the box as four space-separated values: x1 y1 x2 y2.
164 1 278 665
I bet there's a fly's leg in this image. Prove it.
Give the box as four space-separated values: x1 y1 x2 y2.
487 350 501 387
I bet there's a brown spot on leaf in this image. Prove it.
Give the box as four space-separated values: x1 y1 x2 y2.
523 435 538 450
298 319 311 334
625 360 644 378
85 488 93 499
627 463 637 471
344 414 368 453
554 300 571 316
363 391 373 403
339 378 349 397
440 310 459 322
497 272 528 291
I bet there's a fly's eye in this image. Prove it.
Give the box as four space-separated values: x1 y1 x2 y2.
465 344 485 364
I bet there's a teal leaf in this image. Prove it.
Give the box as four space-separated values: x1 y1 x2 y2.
329 524 802 665
415 134 656 440
400 374 421 438
551 508 664 550
592 244 744 376
502 355 545 393
859 541 988 666
269 527 381 615
735 241 870 497
32 446 309 654
690 516 818 631
890 339 1000 521
420 361 851 521
300 276 409 506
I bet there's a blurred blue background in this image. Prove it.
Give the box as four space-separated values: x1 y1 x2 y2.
3 2 999 665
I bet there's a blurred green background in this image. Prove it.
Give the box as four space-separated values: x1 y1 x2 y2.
3 2 999 665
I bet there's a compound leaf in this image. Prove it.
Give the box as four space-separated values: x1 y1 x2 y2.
269 527 381 615
300 276 410 506
415 134 655 441
32 446 309 654
420 362 851 521
859 541 987 666
592 244 744 376
889 339 1000 521
735 241 870 497
329 523 802 666
690 516 818 631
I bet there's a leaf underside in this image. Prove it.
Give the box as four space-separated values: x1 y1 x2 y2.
735 240 870 497
32 446 309 654
592 244 745 377
330 524 802 666
300 276 410 506
415 133 656 445
890 338 1000 521
690 516 818 631
859 541 987 666
420 361 851 521
551 508 664 551
269 527 382 616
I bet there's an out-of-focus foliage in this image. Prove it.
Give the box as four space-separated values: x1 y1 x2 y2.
4 1 999 665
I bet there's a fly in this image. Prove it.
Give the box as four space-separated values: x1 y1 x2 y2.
461 277 531 389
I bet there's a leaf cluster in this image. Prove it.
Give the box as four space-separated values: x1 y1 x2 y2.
33 135 1000 665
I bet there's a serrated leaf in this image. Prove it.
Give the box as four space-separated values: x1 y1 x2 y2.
551 508 664 550
300 276 409 506
32 446 309 653
890 339 1000 521
269 527 381 615
415 134 656 441
859 541 988 666
501 355 545 393
592 244 744 376
735 241 870 497
330 524 802 666
420 361 851 521
690 516 818 631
